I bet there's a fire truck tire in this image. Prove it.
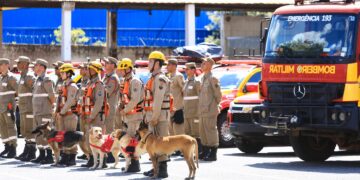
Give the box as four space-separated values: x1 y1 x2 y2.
290 135 335 162
236 139 263 154
217 112 234 147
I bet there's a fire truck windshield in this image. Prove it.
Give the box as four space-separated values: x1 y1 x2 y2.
264 14 356 64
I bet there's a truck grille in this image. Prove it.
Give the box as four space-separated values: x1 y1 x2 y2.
232 113 259 123
267 83 344 105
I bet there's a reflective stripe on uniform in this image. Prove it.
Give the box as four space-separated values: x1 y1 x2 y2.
28 138 36 142
33 93 49 97
18 93 33 97
2 136 17 143
194 119 199 123
184 96 199 100
42 118 52 122
0 91 16 96
26 114 34 118
7 113 11 116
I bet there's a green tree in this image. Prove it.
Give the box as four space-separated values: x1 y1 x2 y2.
204 11 221 45
53 26 89 45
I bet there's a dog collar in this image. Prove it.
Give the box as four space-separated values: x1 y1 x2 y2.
140 132 152 145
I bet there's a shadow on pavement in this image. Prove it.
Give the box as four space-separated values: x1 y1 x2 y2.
105 172 143 177
248 160 360 174
223 150 359 158
0 160 25 165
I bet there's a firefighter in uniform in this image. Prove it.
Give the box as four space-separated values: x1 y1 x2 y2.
143 51 171 178
102 56 120 163
0 58 18 158
118 58 143 172
55 63 79 166
199 57 222 161
14 56 37 162
53 61 64 130
81 61 109 168
166 58 185 156
77 62 90 160
183 62 201 144
31 58 55 164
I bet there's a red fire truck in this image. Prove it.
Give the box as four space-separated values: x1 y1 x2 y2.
254 0 360 161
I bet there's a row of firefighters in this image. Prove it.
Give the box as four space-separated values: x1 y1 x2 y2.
0 51 222 178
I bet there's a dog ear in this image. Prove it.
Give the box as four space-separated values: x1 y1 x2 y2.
138 120 148 131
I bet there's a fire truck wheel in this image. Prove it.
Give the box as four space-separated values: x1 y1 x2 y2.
217 112 235 147
236 139 263 154
290 135 335 162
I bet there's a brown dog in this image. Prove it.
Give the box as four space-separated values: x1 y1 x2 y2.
137 124 199 179
32 122 90 166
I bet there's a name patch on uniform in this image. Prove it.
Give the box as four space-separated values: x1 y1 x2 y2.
188 86 193 89
2 83 7 86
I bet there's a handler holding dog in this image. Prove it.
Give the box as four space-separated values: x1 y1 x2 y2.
31 59 56 164
55 63 79 166
118 58 143 173
81 61 108 168
143 51 171 178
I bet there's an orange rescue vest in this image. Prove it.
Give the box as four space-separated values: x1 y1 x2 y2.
121 80 143 115
143 76 174 112
82 81 109 117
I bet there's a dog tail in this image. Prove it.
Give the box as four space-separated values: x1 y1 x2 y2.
194 139 199 168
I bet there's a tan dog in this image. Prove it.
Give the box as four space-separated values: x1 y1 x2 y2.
137 125 199 179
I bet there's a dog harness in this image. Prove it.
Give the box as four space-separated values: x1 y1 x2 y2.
121 138 139 156
47 131 65 143
90 135 114 153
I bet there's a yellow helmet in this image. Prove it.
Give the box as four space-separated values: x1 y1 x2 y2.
148 51 166 62
59 63 74 73
88 61 103 74
118 58 133 70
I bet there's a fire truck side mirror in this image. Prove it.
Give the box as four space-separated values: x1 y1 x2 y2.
260 28 269 55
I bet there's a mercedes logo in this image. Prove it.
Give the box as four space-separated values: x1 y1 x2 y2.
293 84 306 99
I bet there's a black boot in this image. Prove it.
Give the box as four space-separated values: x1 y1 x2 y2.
66 154 76 167
3 144 17 158
0 143 10 157
15 143 29 160
77 154 87 160
81 155 94 167
31 149 45 163
157 161 168 178
171 150 181 157
102 156 108 168
57 153 69 166
40 149 54 164
125 158 141 172
199 146 209 160
204 147 217 161
22 143 37 162
143 169 154 177
106 153 115 163
196 138 203 155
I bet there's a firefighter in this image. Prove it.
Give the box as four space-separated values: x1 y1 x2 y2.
81 61 108 168
102 56 120 163
31 58 55 164
55 63 79 166
77 62 90 160
183 62 201 145
143 51 171 178
166 58 185 156
53 61 64 130
118 58 143 172
14 56 37 162
0 58 18 159
115 60 124 131
199 57 222 161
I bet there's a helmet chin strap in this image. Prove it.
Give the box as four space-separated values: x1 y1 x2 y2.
124 68 132 78
150 60 156 73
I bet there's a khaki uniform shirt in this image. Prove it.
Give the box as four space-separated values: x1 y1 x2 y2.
169 71 184 111
33 72 55 116
199 72 222 117
183 76 201 119
123 73 143 122
0 71 18 113
103 72 120 118
18 70 35 113
59 79 79 115
145 69 171 123
88 76 105 120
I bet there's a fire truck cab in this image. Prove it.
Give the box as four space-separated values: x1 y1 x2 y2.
254 0 360 161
